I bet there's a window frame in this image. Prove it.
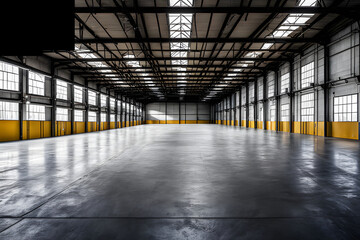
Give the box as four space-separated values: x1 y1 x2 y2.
26 104 46 121
100 112 107 122
74 110 84 122
28 71 45 96
100 94 107 107
280 72 290 94
333 94 358 122
56 80 68 100
0 61 19 92
0 101 19 120
56 107 69 121
74 86 83 103
280 103 290 122
301 62 315 89
88 111 97 122
300 93 315 122
88 90 97 106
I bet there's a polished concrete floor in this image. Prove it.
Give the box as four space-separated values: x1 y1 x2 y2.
0 125 360 239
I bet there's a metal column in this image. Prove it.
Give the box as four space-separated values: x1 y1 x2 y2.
262 74 267 130
289 62 294 133
84 80 89 132
324 45 330 137
246 82 249 128
254 79 258 129
275 70 280 132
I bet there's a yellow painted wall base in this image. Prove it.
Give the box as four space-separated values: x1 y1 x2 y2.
0 120 20 142
293 121 300 134
241 120 246 127
167 120 180 124
23 121 51 140
328 122 358 140
266 121 276 131
74 122 85 134
146 120 210 124
198 120 210 124
215 119 358 141
1 119 142 142
88 122 98 132
55 121 71 136
279 121 290 133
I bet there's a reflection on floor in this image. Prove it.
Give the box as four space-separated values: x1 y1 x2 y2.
0 125 360 239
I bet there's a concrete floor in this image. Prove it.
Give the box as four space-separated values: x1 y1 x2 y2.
0 125 360 239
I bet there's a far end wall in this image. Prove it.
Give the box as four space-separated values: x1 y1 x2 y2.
146 102 210 124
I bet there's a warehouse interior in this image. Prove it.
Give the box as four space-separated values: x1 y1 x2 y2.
1 0 360 239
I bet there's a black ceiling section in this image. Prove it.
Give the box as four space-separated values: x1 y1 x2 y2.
43 0 360 103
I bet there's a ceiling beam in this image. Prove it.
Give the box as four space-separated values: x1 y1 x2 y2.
55 57 290 63
74 6 358 15
63 65 265 70
71 70 262 75
88 78 254 82
46 48 301 53
75 37 319 44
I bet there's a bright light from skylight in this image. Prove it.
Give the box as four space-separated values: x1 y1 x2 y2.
170 0 193 7
298 0 317 6
245 52 262 58
169 0 193 97
261 43 273 49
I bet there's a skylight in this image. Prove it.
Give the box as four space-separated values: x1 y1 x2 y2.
261 43 274 49
170 0 193 7
298 0 317 6
245 52 262 58
75 45 109 70
169 0 193 97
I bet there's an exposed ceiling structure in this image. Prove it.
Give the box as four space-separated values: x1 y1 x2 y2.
44 0 360 103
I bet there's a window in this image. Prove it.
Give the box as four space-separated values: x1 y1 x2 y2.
110 98 115 109
110 114 115 122
74 110 83 122
281 104 290 121
268 79 275 97
258 82 263 100
301 93 314 122
56 108 68 121
0 101 18 120
28 72 45 95
88 90 97 105
249 105 254 121
270 104 276 122
281 73 290 93
0 62 19 91
88 111 97 122
334 94 357 122
101 112 107 122
258 107 263 121
249 84 254 102
100 94 107 107
117 101 121 112
301 62 314 88
56 80 68 100
27 104 45 121
74 86 83 103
